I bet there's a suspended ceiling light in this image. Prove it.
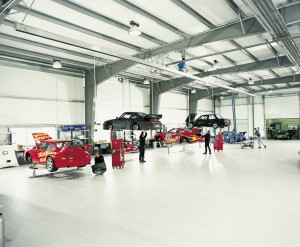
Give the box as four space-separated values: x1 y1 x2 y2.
212 59 219 68
52 59 62 69
191 89 196 93
268 90 273 94
143 78 150 85
129 20 141 36
248 78 254 85
220 95 224 99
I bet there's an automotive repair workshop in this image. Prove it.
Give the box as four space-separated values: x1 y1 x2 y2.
0 0 300 246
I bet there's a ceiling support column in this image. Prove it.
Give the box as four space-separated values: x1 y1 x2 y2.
150 82 161 114
85 69 96 141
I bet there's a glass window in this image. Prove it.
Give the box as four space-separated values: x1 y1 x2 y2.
120 113 131 119
209 115 216 119
48 144 56 151
40 142 48 150
215 114 222 119
199 115 208 120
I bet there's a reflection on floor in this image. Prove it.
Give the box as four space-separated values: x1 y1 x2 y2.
1 140 300 247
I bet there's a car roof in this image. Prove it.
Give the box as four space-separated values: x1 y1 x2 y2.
44 139 72 143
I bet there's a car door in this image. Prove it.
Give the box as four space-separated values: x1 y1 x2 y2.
116 113 131 129
35 142 49 164
208 115 217 126
196 115 208 126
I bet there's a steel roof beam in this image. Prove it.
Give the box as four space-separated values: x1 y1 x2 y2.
170 0 215 29
0 56 84 76
190 74 300 100
14 5 142 51
0 29 105 62
0 44 93 69
51 0 166 46
113 0 188 37
154 56 292 94
0 0 22 23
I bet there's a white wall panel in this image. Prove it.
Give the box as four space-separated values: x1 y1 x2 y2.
0 66 84 101
254 104 265 137
265 96 299 119
95 79 149 125
0 65 85 126
160 92 188 128
0 98 84 125
160 92 187 109
197 98 212 111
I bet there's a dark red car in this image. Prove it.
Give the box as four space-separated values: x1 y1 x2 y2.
154 128 202 143
24 133 91 172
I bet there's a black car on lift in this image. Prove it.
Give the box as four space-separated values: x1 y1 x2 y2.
186 113 230 129
103 112 163 130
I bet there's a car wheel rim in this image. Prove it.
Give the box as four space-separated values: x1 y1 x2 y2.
108 124 113 130
213 123 218 129
27 155 31 162
47 158 53 170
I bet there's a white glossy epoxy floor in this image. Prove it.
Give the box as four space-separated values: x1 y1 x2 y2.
1 140 300 247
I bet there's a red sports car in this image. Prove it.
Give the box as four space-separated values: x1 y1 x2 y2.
24 133 91 172
154 128 202 143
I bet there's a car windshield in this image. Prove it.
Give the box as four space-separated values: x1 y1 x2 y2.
120 112 146 119
56 141 82 150
215 114 223 119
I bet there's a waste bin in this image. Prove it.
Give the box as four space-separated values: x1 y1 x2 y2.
152 141 157 148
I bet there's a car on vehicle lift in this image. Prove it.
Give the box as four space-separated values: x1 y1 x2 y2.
186 113 230 129
154 127 202 143
103 112 163 130
24 133 91 172
274 130 290 140
223 131 247 143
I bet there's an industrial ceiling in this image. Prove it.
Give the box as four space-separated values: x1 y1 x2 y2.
1 0 300 98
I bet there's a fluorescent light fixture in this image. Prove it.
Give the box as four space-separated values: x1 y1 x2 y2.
248 78 254 85
212 59 219 68
129 20 141 36
220 95 224 99
52 59 62 69
248 44 269 52
143 79 150 85
268 90 273 93
191 89 196 93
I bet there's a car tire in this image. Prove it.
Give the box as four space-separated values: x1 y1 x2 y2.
46 157 58 172
156 136 162 142
181 138 189 144
213 123 219 129
26 154 32 163
187 123 193 128
107 122 114 130
131 122 140 130
220 125 224 128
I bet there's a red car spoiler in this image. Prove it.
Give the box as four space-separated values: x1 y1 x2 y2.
32 133 52 147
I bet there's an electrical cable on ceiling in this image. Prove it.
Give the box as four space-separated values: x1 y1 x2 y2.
22 0 36 24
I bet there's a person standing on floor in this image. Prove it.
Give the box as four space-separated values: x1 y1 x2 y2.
254 127 266 148
139 131 147 162
203 130 211 154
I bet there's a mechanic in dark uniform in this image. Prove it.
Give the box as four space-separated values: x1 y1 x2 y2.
203 130 211 154
139 131 147 162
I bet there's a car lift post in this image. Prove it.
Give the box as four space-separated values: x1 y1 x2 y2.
232 92 237 144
